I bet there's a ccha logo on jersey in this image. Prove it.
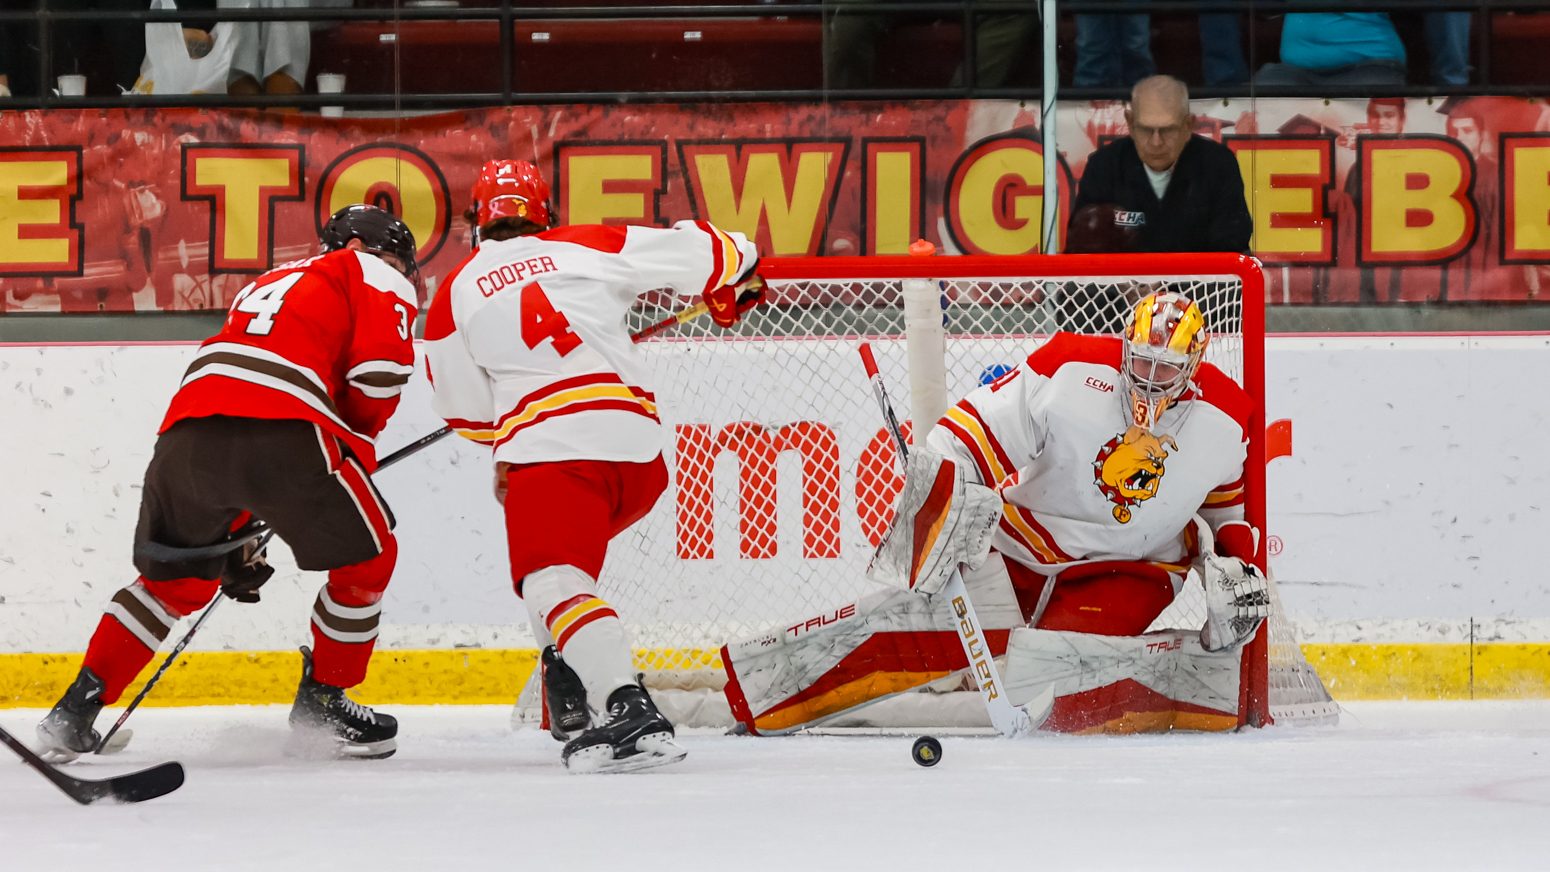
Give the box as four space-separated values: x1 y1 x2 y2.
1114 210 1146 228
1092 425 1177 523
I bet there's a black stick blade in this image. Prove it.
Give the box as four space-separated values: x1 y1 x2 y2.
100 761 185 805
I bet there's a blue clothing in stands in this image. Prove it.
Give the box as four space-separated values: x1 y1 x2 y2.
1280 13 1406 71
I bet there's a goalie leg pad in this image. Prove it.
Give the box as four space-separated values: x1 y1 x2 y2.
723 555 1024 734
1002 627 1245 733
866 448 1002 595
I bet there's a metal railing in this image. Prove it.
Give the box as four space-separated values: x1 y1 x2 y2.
0 1 1545 108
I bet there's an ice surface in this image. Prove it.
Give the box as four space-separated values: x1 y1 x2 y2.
3 702 1548 872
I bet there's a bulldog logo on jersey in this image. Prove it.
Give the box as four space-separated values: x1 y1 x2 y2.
1093 425 1177 523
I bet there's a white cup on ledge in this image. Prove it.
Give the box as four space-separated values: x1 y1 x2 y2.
56 74 87 97
316 72 346 118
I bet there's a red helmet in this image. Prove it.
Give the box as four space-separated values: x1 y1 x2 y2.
469 159 553 233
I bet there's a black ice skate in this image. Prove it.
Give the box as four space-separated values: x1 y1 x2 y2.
542 646 590 741
35 668 108 763
561 681 686 773
288 646 397 760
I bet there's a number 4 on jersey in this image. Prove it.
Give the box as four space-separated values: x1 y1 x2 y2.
231 273 304 336
520 282 581 356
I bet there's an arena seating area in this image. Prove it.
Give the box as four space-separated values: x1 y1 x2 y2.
312 4 1550 95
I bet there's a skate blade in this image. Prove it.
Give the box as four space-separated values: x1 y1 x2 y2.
285 728 397 761
565 732 687 774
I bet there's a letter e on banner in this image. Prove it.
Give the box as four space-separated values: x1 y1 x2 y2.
0 148 82 275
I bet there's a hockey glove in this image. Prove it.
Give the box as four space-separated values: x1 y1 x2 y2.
867 448 1001 596
221 538 274 604
1198 553 1270 652
705 273 766 329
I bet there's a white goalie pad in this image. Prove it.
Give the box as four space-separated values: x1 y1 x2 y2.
723 556 1025 734
1198 553 1271 652
1002 626 1247 733
866 448 1002 595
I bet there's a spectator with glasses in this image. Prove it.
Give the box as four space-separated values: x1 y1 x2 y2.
1067 75 1251 255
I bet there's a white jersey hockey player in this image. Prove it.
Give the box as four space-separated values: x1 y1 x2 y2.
722 291 1272 734
426 159 762 770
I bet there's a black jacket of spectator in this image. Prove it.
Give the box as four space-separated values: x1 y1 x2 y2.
1070 135 1252 254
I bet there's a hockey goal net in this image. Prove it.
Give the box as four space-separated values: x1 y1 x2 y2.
515 253 1336 730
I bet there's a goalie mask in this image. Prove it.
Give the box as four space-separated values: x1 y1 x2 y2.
1121 291 1207 429
468 159 553 246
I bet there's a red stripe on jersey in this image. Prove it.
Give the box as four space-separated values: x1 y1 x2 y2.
491 398 661 450
554 605 618 651
938 416 997 486
536 225 628 254
1011 505 1077 563
695 220 726 299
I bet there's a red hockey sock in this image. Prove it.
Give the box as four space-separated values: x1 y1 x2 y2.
81 615 159 706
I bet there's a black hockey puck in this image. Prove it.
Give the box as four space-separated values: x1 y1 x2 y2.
911 735 942 767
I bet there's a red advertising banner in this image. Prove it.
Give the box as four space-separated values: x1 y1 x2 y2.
1 96 1547 313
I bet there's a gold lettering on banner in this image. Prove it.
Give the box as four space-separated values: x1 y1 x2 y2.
1228 137 1334 263
558 144 665 226
1360 136 1476 264
317 144 449 268
1502 135 1550 262
0 149 80 274
183 145 303 272
944 133 1070 256
679 142 848 256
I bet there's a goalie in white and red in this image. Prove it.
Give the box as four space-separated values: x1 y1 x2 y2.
722 291 1271 735
426 160 763 771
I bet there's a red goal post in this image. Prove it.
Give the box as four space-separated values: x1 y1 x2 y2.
514 252 1335 730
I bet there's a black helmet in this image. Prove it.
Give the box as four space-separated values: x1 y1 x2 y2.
321 204 419 280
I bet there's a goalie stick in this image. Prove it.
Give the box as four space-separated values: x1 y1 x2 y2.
96 426 453 755
1 724 184 804
857 342 1038 739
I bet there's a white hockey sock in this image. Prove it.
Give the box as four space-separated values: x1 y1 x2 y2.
522 565 636 711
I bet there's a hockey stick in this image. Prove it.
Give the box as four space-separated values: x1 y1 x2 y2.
630 275 766 343
97 427 454 754
1 724 184 804
857 342 1037 739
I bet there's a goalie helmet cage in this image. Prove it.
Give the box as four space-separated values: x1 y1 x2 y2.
513 252 1337 731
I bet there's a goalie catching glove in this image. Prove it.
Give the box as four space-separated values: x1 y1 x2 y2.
867 448 1001 596
1198 553 1270 652
221 538 274 604
704 270 766 329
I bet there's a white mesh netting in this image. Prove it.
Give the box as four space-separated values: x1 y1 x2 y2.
515 263 1335 730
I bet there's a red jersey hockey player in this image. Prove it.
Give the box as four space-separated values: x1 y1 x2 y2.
37 205 421 761
426 160 762 771
722 291 1272 734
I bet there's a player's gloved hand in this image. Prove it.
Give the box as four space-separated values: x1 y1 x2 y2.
221 539 274 604
1199 553 1270 651
705 272 765 328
